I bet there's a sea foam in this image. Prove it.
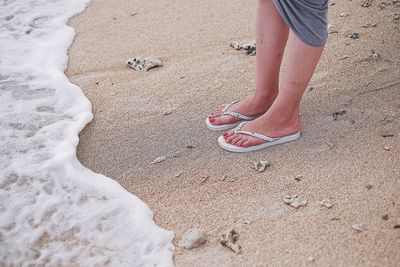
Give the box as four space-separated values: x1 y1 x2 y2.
0 0 174 266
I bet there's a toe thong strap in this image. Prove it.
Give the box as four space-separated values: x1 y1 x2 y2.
221 101 256 121
234 122 278 142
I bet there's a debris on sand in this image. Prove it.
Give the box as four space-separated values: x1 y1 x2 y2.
381 133 394 138
150 156 166 164
366 184 373 190
352 223 364 232
394 14 400 23
230 40 256 56
368 49 380 60
308 256 315 263
179 229 207 249
382 214 389 220
200 176 209 183
126 56 162 71
340 11 349 17
384 145 390 151
238 218 253 225
321 199 333 209
174 171 183 178
251 160 270 172
332 110 346 120
346 32 359 39
283 195 307 209
220 228 241 254
361 0 372 7
382 114 396 122
162 109 172 115
294 175 302 181
362 23 377 28
378 2 388 9
361 23 377 28
394 222 400 229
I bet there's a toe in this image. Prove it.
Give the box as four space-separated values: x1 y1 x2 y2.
242 140 250 147
236 139 245 147
231 135 242 145
246 137 265 146
223 129 235 139
226 133 237 143
208 116 216 124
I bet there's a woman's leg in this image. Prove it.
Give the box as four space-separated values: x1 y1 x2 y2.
224 31 325 147
209 0 288 126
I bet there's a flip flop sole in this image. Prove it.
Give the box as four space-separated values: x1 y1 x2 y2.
217 132 301 153
205 117 242 131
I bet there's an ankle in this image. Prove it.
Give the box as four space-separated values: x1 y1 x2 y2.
268 107 301 128
248 91 278 110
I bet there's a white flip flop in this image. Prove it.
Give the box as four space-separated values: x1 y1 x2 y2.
206 101 257 131
218 121 301 153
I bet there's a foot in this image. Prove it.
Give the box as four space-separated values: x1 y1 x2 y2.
208 93 277 126
223 111 301 148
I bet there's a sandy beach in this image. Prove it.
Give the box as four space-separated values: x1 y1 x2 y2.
67 0 400 265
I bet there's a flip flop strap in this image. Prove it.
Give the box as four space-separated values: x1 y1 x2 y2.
221 101 256 121
234 121 278 142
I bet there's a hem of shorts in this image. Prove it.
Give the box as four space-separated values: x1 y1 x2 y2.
272 0 327 48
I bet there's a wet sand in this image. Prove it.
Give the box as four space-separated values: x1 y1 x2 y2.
67 0 400 265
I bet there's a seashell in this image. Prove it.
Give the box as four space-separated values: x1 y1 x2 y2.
126 56 162 71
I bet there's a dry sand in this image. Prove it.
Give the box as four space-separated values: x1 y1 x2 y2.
66 0 400 265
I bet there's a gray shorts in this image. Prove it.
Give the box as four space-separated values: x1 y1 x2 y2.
273 0 329 47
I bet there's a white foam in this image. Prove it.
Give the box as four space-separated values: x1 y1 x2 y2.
0 0 174 266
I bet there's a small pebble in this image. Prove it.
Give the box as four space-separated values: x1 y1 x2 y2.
368 49 380 60
382 214 389 221
321 199 333 209
340 11 349 17
394 223 400 229
179 228 207 249
174 171 183 178
150 156 166 164
283 195 307 209
347 32 359 39
361 0 372 7
239 218 253 225
352 223 364 232
384 145 390 151
361 23 377 28
366 184 373 190
163 109 172 115
294 175 302 181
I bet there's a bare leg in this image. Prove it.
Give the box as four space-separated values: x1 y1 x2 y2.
209 0 288 126
224 31 325 147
